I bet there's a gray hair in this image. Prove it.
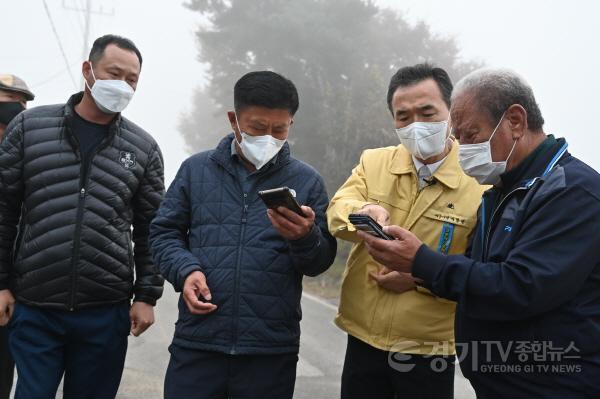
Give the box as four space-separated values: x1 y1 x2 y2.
452 68 544 131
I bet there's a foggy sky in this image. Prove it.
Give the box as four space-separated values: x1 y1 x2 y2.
3 0 599 183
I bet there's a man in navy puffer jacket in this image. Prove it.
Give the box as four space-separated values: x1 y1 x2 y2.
150 71 337 398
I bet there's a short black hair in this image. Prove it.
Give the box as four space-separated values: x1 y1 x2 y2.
387 63 453 114
89 34 143 67
234 71 299 116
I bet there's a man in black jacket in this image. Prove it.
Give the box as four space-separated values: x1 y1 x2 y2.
0 73 34 399
0 35 164 398
359 68 600 398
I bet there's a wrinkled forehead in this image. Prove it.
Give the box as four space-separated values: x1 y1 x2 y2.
449 90 488 130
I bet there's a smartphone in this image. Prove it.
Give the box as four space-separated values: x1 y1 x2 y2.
348 213 394 240
258 187 305 216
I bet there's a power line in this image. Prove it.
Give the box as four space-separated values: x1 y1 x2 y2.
62 0 114 87
42 0 78 90
30 62 81 89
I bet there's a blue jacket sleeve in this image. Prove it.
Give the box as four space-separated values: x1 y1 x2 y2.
288 174 337 277
149 160 202 292
413 184 600 321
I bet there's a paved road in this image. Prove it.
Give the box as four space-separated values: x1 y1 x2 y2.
12 286 477 398
118 287 476 398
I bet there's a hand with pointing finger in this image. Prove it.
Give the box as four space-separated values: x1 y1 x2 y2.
357 225 423 273
183 271 218 315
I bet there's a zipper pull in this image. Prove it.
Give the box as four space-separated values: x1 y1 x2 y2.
80 188 86 198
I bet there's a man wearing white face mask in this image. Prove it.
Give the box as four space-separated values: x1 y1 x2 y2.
327 64 486 399
150 71 336 399
359 68 600 398
0 35 165 398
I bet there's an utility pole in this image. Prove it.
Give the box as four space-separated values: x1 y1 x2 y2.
63 0 114 87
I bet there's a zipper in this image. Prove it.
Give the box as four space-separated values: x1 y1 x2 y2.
69 187 86 311
481 142 568 259
68 144 105 311
482 186 529 259
224 154 282 354
230 193 249 355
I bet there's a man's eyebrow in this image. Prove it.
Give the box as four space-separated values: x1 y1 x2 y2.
418 104 436 111
106 64 124 72
248 120 268 127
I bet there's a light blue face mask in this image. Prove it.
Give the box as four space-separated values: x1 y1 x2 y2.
234 113 287 169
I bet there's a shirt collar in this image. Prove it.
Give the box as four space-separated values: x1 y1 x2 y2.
390 140 462 189
412 155 446 176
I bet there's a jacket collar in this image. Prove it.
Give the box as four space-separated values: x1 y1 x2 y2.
389 140 462 189
519 137 569 190
210 133 291 176
64 92 121 154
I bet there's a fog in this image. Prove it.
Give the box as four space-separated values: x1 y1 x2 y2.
3 0 599 184
3 2 599 397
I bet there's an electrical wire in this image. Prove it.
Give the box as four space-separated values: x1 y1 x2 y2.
42 0 79 90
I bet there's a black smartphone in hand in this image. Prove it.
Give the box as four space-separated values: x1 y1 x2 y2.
258 187 305 216
348 213 394 240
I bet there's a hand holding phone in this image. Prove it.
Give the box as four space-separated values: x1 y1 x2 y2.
258 187 305 216
348 213 394 240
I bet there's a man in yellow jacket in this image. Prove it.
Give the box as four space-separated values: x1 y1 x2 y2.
327 64 486 399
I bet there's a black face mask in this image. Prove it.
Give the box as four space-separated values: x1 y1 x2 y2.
0 101 26 125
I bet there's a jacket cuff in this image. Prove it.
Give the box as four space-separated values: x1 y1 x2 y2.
176 263 203 292
133 295 157 306
289 224 320 249
412 244 447 290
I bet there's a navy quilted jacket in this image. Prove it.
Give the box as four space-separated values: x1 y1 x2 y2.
150 134 336 355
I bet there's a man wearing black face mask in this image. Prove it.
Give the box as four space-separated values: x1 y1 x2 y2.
0 74 34 141
0 73 33 399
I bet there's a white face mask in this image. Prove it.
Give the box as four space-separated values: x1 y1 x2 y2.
85 63 135 114
395 120 448 160
234 113 287 170
458 112 517 185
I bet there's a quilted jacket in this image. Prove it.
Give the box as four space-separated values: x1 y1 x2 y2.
0 92 165 310
150 134 337 355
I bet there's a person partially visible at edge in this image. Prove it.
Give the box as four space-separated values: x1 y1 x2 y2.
327 63 487 399
0 34 165 398
0 74 34 139
150 71 337 399
360 68 600 398
0 73 34 399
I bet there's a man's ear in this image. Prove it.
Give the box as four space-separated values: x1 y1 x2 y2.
506 104 527 139
227 111 237 132
82 61 93 90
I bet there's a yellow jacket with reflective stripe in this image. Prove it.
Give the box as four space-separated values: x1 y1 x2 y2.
327 141 487 355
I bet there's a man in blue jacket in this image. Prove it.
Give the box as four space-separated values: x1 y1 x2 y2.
358 68 600 398
150 70 337 399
